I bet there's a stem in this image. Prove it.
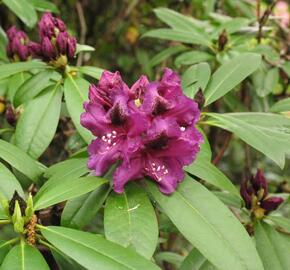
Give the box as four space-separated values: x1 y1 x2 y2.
0 128 14 135
0 219 10 225
0 237 19 248
213 132 232 165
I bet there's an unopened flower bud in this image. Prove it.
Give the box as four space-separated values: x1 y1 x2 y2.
260 197 284 213
5 105 17 126
41 37 57 59
194 88 205 110
218 29 228 51
12 201 25 233
67 37 76 59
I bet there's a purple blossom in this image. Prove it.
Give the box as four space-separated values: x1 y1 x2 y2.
81 69 203 194
240 170 284 216
29 12 76 63
6 26 31 61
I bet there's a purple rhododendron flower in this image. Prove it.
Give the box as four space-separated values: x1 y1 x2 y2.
6 26 31 61
29 12 76 63
81 68 203 194
240 169 284 215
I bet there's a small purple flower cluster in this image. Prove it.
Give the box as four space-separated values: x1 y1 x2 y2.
6 13 76 65
240 170 284 218
81 69 203 194
6 26 31 61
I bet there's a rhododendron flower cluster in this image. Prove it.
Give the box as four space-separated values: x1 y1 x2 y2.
29 12 76 65
6 26 31 61
240 170 284 218
81 68 203 194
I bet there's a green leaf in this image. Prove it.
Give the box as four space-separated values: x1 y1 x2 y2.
14 70 58 107
0 163 24 199
61 183 110 229
281 61 290 77
148 46 187 67
0 139 43 182
254 221 290 270
185 157 239 196
51 249 86 270
254 67 279 97
180 248 217 270
204 53 261 105
146 176 264 270
266 215 290 233
40 226 161 270
213 191 242 208
7 72 31 104
270 98 290 113
34 176 108 210
0 240 10 265
104 183 158 259
78 66 104 80
155 252 184 267
15 84 63 159
182 63 211 98
154 8 206 32
76 44 95 54
143 29 211 47
3 0 37 28
0 61 47 81
29 0 59 13
205 112 290 168
175 51 213 67
1 242 49 270
64 76 93 143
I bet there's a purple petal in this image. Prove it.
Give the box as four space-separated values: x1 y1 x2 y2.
261 197 284 213
240 180 252 209
56 32 68 54
251 169 268 197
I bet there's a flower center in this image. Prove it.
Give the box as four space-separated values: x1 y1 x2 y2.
145 162 169 182
101 130 118 149
145 134 168 150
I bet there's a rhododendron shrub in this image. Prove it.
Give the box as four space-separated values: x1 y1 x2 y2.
0 1 289 270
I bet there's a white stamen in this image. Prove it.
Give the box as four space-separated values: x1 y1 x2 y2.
180 126 186 131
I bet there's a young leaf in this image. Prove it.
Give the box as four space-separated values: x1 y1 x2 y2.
270 98 290 113
76 44 95 54
104 183 158 259
40 226 161 270
7 72 31 104
2 0 37 28
266 215 290 233
175 51 213 67
148 46 187 68
146 175 264 270
14 70 58 107
0 240 10 265
204 53 261 105
0 61 47 81
254 221 290 270
78 66 104 80
0 163 24 199
34 176 108 210
181 63 211 98
205 113 290 168
15 84 63 159
64 75 93 143
1 242 49 270
29 0 59 13
0 139 43 182
143 29 212 47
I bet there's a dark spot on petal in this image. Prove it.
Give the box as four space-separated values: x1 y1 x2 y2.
146 133 169 150
153 99 169 115
110 104 126 125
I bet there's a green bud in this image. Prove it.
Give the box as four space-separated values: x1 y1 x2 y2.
24 193 34 221
12 201 24 233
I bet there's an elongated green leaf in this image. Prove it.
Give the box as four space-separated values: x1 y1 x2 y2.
185 157 239 196
0 240 10 265
64 76 93 143
1 242 49 270
254 221 290 270
0 163 23 199
0 61 47 81
146 176 264 270
3 0 37 27
154 8 206 31
206 113 290 168
155 252 183 267
0 139 43 182
52 250 86 270
176 51 213 67
149 46 187 67
270 98 290 113
29 0 59 13
34 176 108 210
76 44 95 54
7 72 31 104
204 53 261 105
41 226 161 270
104 183 158 259
180 248 217 270
78 66 104 79
14 70 58 107
143 29 211 47
61 184 110 229
266 215 290 233
182 63 211 98
15 84 63 159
